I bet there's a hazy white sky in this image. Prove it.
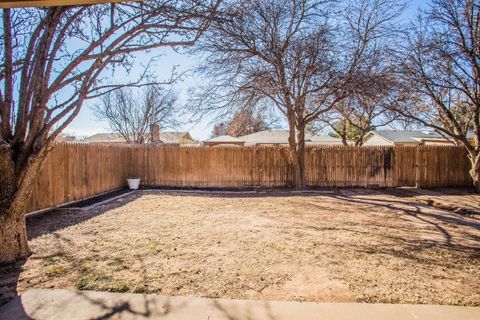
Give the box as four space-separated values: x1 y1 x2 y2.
65 0 430 141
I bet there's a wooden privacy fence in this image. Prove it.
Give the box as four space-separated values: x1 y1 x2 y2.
27 143 472 212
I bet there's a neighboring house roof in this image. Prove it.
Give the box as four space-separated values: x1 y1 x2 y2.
81 132 196 144
159 132 195 144
240 130 289 145
364 130 450 145
308 134 347 144
238 130 344 145
203 135 245 146
81 133 125 143
56 134 79 142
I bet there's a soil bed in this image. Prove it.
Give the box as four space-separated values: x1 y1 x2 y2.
61 188 130 208
7 189 480 305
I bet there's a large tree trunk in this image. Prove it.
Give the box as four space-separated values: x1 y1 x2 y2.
0 207 30 264
287 120 301 189
0 143 48 263
287 119 306 190
296 124 306 190
0 144 30 263
468 152 480 193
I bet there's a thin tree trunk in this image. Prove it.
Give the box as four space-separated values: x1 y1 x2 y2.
341 119 348 146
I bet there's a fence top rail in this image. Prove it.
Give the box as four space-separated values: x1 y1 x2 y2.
53 142 468 151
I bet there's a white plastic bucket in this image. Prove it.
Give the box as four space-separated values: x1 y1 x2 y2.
127 178 140 190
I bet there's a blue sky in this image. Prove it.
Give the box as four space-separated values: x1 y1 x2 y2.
65 0 431 141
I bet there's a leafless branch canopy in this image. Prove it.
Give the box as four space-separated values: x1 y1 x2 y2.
313 0 404 145
190 0 404 131
0 0 220 169
393 0 480 151
93 85 177 144
188 0 404 188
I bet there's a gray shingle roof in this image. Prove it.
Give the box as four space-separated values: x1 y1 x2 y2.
371 130 446 143
204 135 244 143
238 130 344 145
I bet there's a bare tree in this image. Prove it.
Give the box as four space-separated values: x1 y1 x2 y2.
211 109 271 137
0 0 220 263
392 0 480 191
320 72 398 146
94 86 177 143
317 0 404 146
211 122 228 137
190 0 403 189
191 0 343 189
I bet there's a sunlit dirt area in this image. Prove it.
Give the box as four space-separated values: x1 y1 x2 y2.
3 189 480 306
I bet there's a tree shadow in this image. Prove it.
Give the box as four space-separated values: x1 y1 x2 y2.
330 193 480 259
0 192 142 312
0 287 286 320
26 192 143 240
0 259 27 308
1 187 479 316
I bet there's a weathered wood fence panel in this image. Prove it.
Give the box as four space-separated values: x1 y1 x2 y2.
305 147 397 187
27 143 132 212
27 144 472 213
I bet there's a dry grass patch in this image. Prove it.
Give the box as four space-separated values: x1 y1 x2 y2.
13 190 480 305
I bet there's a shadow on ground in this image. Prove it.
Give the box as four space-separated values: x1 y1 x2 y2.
0 192 142 308
0 287 284 319
0 187 479 316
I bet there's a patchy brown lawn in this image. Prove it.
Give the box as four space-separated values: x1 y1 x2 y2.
9 189 480 305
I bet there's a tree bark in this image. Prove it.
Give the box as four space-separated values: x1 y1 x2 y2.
287 117 307 190
468 152 480 193
0 144 30 263
0 208 30 264
0 143 48 263
296 124 306 190
287 122 300 189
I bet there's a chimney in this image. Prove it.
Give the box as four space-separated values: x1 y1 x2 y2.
150 123 160 143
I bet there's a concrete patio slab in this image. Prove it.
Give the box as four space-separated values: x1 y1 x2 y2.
0 289 479 320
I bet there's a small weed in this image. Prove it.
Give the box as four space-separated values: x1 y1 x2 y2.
43 257 56 266
146 239 162 253
132 284 145 294
79 259 92 272
76 273 104 290
107 282 129 293
46 266 65 277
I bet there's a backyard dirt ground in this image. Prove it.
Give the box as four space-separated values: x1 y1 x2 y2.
2 189 480 306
